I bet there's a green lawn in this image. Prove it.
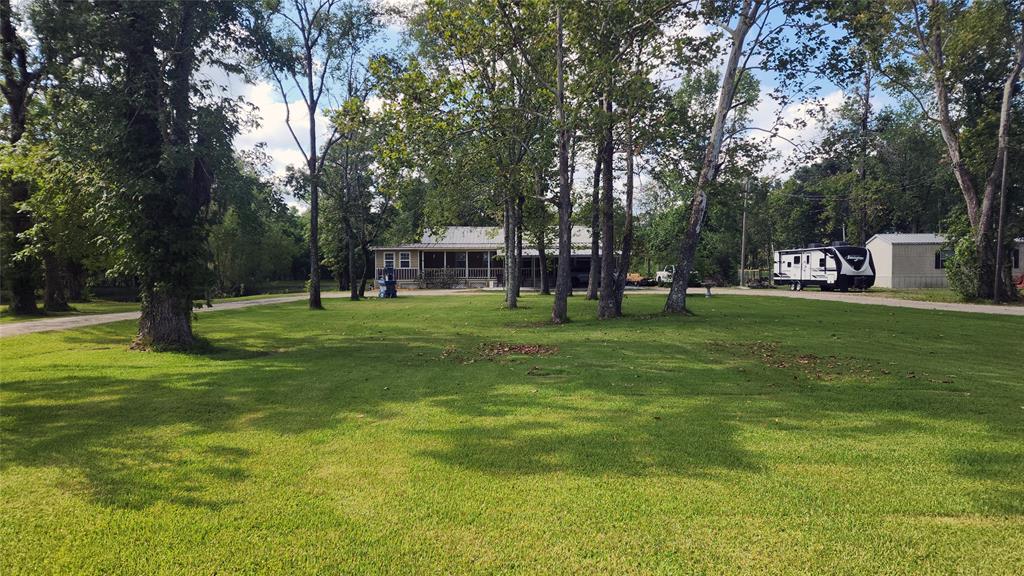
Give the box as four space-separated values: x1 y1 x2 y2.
0 299 140 323
1 294 1021 574
0 292 312 324
863 287 1023 306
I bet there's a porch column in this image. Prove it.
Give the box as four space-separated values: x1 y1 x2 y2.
465 251 469 279
486 252 491 279
443 251 447 269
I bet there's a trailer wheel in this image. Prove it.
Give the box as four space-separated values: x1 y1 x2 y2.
795 282 803 291
789 282 796 291
821 284 833 292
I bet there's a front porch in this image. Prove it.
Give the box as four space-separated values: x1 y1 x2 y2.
375 258 551 289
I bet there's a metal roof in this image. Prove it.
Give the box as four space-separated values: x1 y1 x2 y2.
373 226 595 251
866 233 946 245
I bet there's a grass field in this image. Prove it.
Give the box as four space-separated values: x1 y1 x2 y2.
0 299 140 323
1 294 1022 574
862 287 1023 305
0 292 313 324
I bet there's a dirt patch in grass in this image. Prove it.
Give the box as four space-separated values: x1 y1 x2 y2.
709 340 959 385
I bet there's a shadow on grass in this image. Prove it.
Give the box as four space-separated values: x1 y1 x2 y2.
1 295 1022 515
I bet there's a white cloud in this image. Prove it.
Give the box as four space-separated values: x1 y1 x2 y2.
233 81 333 180
745 88 847 178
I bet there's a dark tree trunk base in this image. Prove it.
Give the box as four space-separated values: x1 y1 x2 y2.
133 289 194 350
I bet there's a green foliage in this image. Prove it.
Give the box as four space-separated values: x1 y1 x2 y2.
943 213 981 300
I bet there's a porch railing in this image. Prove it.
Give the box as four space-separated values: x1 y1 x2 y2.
375 267 420 281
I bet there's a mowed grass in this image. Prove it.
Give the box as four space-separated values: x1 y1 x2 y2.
863 287 1024 305
0 292 315 324
1 294 1022 574
0 299 140 323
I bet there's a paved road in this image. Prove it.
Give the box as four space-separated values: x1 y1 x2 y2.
2 287 1020 339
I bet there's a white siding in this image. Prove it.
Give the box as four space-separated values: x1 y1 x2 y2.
866 238 894 288
891 243 948 288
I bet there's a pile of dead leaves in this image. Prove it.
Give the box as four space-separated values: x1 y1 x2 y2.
480 343 559 357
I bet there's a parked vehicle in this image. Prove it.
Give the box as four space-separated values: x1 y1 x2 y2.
773 243 875 291
654 265 702 287
655 265 674 284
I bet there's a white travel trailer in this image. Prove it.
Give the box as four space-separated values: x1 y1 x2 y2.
773 244 875 291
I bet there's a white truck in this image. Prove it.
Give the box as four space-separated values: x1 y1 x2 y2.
655 265 674 284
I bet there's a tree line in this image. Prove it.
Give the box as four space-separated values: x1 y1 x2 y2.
2 0 1021 349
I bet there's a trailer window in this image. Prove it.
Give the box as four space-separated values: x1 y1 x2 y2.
818 258 825 267
805 255 810 264
793 256 800 264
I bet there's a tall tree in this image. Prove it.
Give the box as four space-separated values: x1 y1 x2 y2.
551 3 574 323
36 0 263 348
259 0 383 309
1 0 43 314
845 0 1024 299
665 0 832 313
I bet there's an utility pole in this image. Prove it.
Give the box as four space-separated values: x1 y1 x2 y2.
739 178 751 286
993 134 1009 304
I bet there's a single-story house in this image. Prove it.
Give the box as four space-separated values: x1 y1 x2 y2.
866 233 1023 289
371 226 597 288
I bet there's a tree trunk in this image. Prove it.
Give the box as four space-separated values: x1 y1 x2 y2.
1 0 39 315
586 128 603 300
516 194 524 297
665 8 756 314
613 114 635 316
597 95 617 319
4 179 38 314
65 258 88 301
135 286 193 350
538 236 550 295
857 69 871 244
129 3 208 349
504 194 518 309
348 228 360 301
359 242 372 298
42 251 70 312
306 48 323 309
551 6 573 324
919 5 1023 301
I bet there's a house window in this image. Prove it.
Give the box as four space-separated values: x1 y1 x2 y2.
1013 248 1021 269
383 252 395 269
399 252 411 269
934 249 952 269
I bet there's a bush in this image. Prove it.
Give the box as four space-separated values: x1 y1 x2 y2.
945 235 979 301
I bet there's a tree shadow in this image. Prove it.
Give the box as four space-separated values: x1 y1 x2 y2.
2 295 1021 519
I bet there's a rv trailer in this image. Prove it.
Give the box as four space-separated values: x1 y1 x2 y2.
773 244 875 291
